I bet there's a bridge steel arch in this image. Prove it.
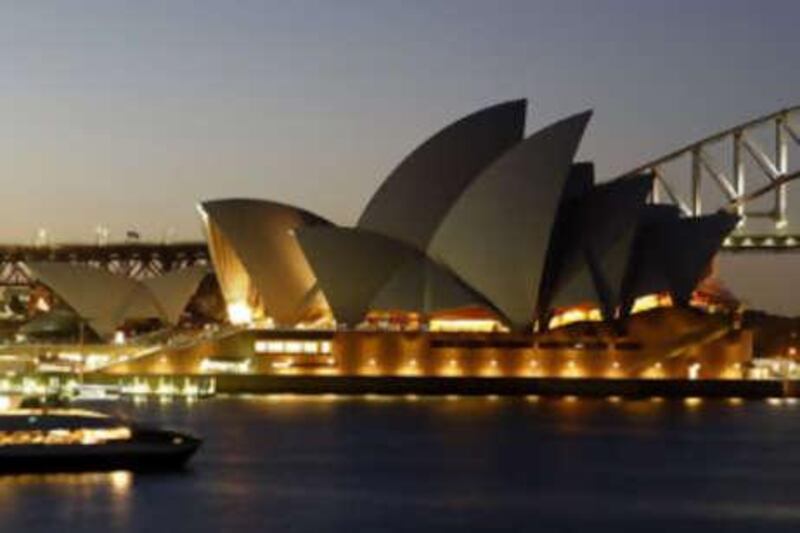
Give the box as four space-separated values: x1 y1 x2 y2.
624 106 800 248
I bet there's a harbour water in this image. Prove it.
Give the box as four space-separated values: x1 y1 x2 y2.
1 396 800 532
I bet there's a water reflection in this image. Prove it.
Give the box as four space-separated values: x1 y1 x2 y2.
109 470 133 495
0 470 134 530
0 470 130 490
0 397 798 532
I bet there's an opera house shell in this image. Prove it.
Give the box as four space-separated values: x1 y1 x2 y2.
25 263 210 338
198 199 331 327
200 100 739 334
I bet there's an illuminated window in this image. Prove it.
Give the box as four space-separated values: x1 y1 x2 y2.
255 339 333 354
429 318 504 332
548 307 602 329
284 341 303 354
631 293 673 314
303 341 318 354
255 340 284 353
0 427 131 446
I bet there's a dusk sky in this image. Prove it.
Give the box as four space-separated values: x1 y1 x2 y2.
1 0 799 243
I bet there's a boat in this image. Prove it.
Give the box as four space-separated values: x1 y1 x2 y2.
0 408 201 473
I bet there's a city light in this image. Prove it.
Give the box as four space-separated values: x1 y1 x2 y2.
227 302 253 326
548 307 602 329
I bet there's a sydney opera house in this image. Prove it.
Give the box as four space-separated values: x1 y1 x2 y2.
14 100 753 387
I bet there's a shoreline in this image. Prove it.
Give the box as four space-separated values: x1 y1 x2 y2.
86 374 795 399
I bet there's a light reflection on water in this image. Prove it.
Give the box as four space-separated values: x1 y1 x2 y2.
1 397 800 532
0 470 133 530
0 470 131 490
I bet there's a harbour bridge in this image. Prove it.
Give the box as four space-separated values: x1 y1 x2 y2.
0 242 209 287
625 105 800 252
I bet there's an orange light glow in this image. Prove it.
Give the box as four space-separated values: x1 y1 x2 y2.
562 359 583 378
227 302 253 326
429 318 504 332
401 358 420 376
442 358 462 377
630 293 673 314
684 397 702 407
548 306 602 329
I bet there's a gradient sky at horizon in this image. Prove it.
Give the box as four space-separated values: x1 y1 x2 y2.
0 0 799 244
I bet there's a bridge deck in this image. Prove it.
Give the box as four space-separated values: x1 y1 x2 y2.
722 235 800 251
0 242 209 285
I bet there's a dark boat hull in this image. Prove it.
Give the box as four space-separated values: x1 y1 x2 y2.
0 433 201 473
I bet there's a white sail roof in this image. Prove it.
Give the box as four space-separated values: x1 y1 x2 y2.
200 199 331 325
358 100 526 251
297 227 488 325
141 265 210 324
27 262 209 337
429 111 592 330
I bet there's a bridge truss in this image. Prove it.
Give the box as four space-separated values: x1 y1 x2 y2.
625 106 800 250
0 242 209 287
